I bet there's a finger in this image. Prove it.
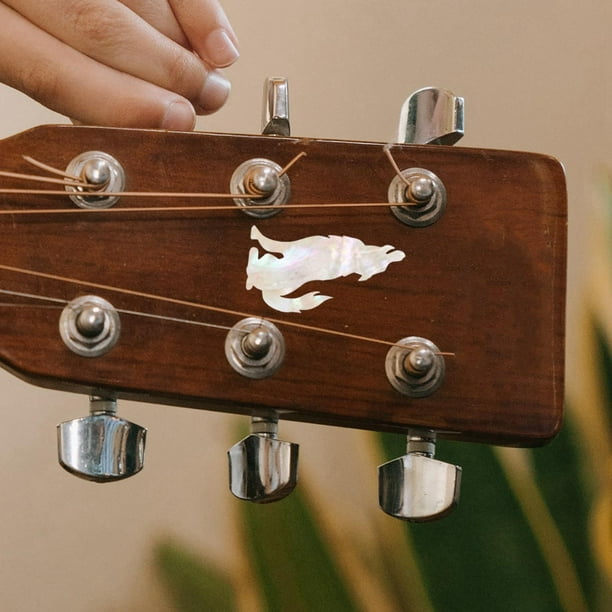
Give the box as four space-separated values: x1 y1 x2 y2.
0 4 197 129
7 0 230 112
168 0 240 68
119 0 189 47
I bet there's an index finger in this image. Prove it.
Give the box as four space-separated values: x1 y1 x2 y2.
168 0 239 68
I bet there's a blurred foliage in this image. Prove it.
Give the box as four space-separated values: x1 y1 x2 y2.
155 396 609 611
153 178 611 610
154 538 236 612
239 487 359 611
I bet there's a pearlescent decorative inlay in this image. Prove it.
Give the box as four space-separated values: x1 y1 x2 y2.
246 226 405 313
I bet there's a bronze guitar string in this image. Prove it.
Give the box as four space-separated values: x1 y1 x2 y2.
0 146 452 352
0 146 418 211
0 288 236 332
0 265 453 356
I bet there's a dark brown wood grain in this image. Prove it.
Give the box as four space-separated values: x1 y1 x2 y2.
0 125 566 445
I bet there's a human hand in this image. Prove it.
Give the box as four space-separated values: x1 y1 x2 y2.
0 0 239 130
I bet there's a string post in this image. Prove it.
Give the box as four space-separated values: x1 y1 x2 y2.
385 336 446 398
75 304 106 338
403 345 436 376
241 326 274 360
387 163 447 228
230 157 290 218
244 164 279 197
64 151 125 209
79 158 112 191
407 175 435 203
59 295 121 358
225 317 285 379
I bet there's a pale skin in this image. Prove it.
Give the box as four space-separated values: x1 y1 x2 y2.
0 0 239 130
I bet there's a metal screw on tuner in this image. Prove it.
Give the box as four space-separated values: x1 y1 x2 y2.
378 429 461 521
57 397 147 482
228 415 299 503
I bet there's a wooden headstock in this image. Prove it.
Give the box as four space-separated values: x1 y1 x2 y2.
0 123 566 448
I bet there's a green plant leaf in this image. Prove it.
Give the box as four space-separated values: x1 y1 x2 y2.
594 320 612 418
379 434 568 612
153 538 236 612
239 487 360 612
530 411 602 609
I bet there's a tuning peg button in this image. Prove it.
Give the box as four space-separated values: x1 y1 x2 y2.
378 429 461 522
397 87 464 145
262 77 290 136
228 416 298 503
57 397 146 482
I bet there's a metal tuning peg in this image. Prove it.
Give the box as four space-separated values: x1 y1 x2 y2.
57 396 146 482
228 415 298 503
262 77 290 136
381 336 460 521
378 429 461 522
397 87 464 145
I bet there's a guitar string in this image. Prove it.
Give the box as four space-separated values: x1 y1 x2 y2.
277 151 307 176
0 288 235 332
0 147 450 352
0 147 418 211
0 263 453 354
21 150 305 187
0 199 405 214
0 152 278 200
383 144 412 188
22 155 81 180
19 151 305 186
0 170 90 188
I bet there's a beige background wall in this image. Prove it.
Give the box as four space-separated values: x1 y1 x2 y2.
0 1 609 610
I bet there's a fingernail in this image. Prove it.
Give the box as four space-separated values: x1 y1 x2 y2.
204 28 240 67
198 71 231 113
161 100 196 130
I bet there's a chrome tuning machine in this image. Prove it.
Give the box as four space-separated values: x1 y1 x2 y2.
262 77 290 137
225 314 296 503
388 87 463 227
228 415 299 503
380 335 461 521
397 86 464 145
57 396 146 482
378 429 461 522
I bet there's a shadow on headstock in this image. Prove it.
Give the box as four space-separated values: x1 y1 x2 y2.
0 81 566 521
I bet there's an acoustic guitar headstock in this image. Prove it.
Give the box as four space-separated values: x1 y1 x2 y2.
0 81 566 521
